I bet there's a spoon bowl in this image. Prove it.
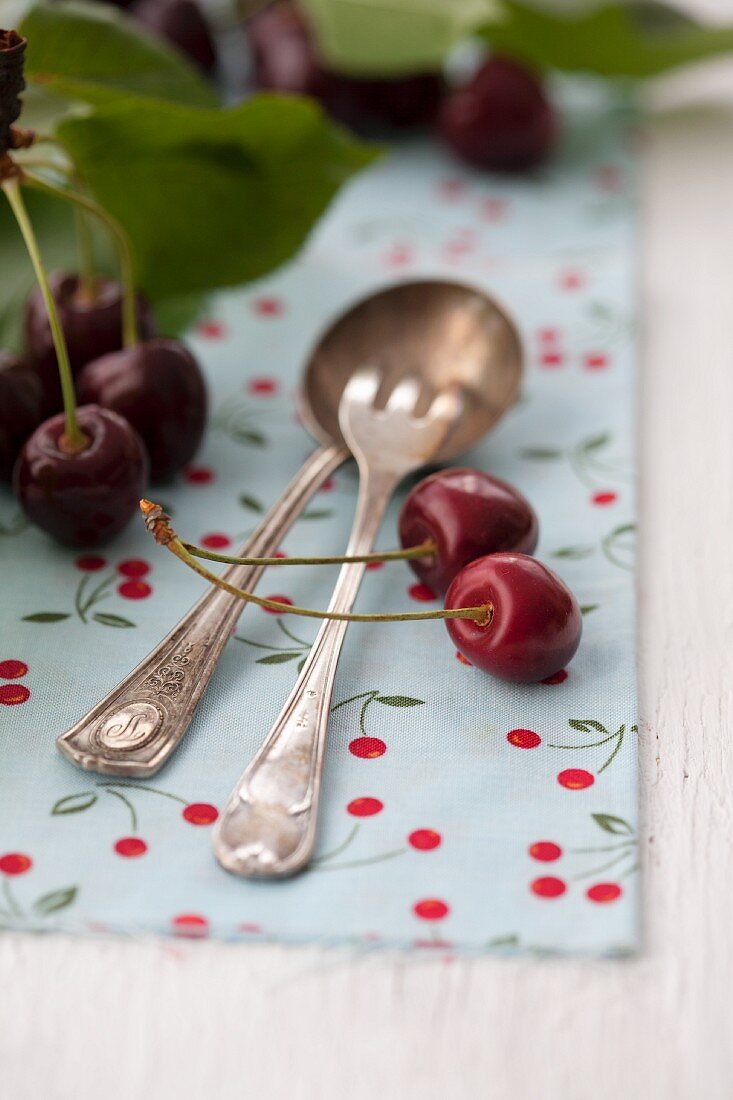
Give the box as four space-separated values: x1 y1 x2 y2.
301 279 523 460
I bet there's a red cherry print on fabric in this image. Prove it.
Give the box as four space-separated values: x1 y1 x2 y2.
408 583 436 602
349 737 387 760
0 683 30 706
592 490 617 506
196 320 227 340
262 595 293 615
247 377 279 396
409 829 441 851
172 913 209 938
346 797 383 817
436 178 467 201
117 559 150 578
480 197 507 222
531 876 566 899
540 350 564 368
0 659 28 679
559 269 586 291
75 555 106 572
507 728 541 749
0 853 32 875
182 803 219 825
201 533 231 549
251 296 284 317
529 841 562 862
558 768 594 790
114 837 148 858
587 883 622 904
118 580 153 600
384 243 413 268
584 352 608 370
414 898 449 920
184 466 215 485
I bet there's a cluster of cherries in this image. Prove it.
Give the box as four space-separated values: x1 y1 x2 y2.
105 0 555 172
0 273 207 547
149 466 582 685
247 1 555 171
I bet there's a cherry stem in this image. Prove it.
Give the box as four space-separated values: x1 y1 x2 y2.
23 172 139 347
181 538 436 569
74 205 97 302
141 500 491 626
1 176 86 451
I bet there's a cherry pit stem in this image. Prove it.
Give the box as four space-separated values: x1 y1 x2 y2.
141 500 491 627
24 171 139 347
1 175 87 451
182 538 436 569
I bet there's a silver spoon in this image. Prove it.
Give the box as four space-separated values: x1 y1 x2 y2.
213 280 523 878
56 279 520 779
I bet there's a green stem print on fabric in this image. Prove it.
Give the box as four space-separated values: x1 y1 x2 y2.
0 854 77 930
550 719 637 774
236 618 313 672
570 813 639 880
214 396 270 448
21 569 136 628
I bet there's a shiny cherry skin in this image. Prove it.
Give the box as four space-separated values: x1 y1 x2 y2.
399 467 539 596
24 274 156 413
248 1 442 133
131 0 217 73
439 56 555 172
14 405 149 548
0 352 46 482
445 552 582 683
77 337 207 482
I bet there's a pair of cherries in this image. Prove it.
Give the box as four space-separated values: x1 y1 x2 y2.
248 1 555 171
397 468 581 683
1 273 207 546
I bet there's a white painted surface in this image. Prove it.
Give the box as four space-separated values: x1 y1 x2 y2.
3 34 733 1100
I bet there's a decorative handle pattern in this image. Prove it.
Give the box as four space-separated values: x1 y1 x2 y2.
213 467 398 877
56 444 347 778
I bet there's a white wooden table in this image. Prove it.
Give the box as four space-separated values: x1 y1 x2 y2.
3 36 733 1100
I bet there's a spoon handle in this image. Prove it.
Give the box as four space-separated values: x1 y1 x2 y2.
213 466 398 878
56 443 347 778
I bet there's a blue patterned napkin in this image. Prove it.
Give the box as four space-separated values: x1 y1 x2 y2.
0 79 638 954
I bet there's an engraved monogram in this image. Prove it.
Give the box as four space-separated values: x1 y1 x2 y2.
91 701 163 754
143 643 195 699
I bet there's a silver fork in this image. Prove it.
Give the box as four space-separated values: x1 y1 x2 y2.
213 367 464 878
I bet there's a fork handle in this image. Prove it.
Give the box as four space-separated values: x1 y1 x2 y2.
213 465 399 877
56 443 348 778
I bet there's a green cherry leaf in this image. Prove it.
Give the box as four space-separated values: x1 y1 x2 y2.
301 509 334 521
376 695 425 707
57 95 379 300
21 0 217 109
580 604 599 615
255 652 301 665
568 718 607 735
92 612 136 628
480 1 733 79
22 611 71 623
592 812 635 836
519 447 563 461
51 792 98 815
300 0 486 75
33 886 78 915
580 432 611 454
239 493 264 513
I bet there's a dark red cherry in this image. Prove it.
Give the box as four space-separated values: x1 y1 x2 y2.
24 274 156 413
13 406 149 547
248 1 442 133
439 56 555 172
131 0 217 74
77 337 207 482
445 553 581 683
399 468 538 596
0 352 46 482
